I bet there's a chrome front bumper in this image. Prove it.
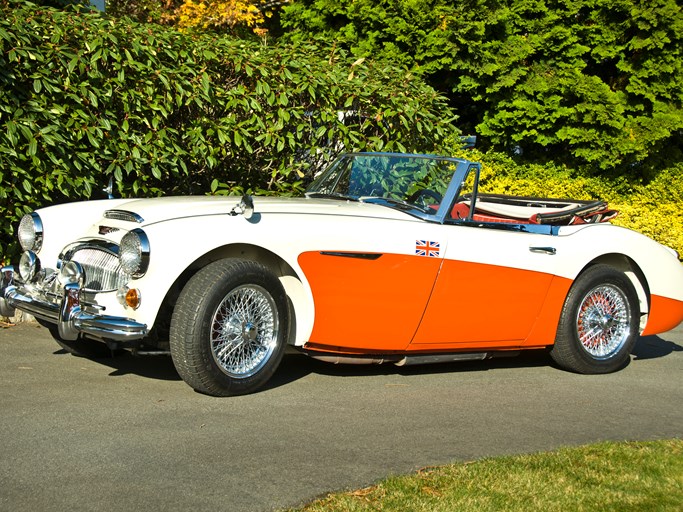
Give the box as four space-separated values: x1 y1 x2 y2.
1 266 148 342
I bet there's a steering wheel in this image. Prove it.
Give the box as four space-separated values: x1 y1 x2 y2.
409 189 443 211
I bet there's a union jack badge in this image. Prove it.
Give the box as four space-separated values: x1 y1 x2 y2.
415 240 440 257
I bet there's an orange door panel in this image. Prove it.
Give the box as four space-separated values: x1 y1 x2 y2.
412 260 554 347
298 251 441 352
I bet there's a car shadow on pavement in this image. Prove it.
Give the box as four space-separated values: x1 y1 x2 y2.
62 348 555 392
53 349 183 382
268 348 553 385
50 334 681 392
632 334 683 360
272 334 683 386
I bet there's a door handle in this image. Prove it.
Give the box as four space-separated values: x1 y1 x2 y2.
529 246 556 255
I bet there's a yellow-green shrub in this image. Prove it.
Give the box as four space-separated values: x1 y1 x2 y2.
449 149 683 257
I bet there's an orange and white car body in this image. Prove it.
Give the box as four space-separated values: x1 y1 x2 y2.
12 195 683 350
3 152 683 395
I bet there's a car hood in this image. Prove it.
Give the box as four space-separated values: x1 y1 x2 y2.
104 195 412 226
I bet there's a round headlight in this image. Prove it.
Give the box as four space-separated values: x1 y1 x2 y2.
119 229 150 277
18 251 40 282
58 260 84 287
18 213 43 252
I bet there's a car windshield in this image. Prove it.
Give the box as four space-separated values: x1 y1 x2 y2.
305 152 467 217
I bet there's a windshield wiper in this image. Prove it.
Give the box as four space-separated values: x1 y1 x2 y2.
306 192 359 201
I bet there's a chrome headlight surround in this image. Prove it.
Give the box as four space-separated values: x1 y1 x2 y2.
119 228 150 278
18 213 43 252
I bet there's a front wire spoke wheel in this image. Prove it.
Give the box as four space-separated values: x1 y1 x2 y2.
576 285 630 360
211 285 279 379
170 259 288 396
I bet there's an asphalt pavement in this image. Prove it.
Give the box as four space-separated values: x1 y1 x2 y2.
1 322 681 512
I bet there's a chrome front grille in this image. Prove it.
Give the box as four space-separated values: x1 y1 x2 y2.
63 245 128 292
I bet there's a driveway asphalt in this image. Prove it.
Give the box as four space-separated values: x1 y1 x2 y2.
1 322 681 512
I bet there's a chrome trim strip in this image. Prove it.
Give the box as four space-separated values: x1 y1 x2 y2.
104 210 144 223
449 219 560 236
395 352 488 366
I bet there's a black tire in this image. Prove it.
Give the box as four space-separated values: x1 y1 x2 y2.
169 259 289 396
550 264 640 374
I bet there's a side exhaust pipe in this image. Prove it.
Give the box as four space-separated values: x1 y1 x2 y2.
395 352 488 366
301 351 493 366
305 354 402 365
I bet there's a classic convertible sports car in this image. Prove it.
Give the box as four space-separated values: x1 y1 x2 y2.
2 152 683 396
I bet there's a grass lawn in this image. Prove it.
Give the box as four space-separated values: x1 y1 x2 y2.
287 439 683 511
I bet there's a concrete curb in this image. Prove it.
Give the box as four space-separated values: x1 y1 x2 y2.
1 309 34 324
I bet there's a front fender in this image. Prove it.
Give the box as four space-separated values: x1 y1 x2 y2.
122 213 317 344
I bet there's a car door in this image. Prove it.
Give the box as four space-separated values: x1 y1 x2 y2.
297 216 448 352
411 222 560 349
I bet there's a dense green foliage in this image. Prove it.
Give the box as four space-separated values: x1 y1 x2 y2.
282 0 683 171
1 0 681 266
0 1 456 262
104 0 171 24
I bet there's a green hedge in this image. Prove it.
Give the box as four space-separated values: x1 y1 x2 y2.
282 0 683 171
2 2 678 266
0 1 457 263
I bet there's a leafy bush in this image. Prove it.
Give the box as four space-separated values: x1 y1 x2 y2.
0 0 457 263
2 1 678 267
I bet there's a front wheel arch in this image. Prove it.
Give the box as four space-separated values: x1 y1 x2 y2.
152 243 305 345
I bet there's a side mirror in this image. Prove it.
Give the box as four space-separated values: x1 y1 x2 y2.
104 176 115 199
231 194 254 220
240 194 254 220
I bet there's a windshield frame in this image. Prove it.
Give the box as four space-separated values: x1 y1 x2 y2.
305 152 479 223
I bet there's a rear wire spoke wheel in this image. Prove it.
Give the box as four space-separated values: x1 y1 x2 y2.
576 284 630 359
170 259 288 396
551 264 640 374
